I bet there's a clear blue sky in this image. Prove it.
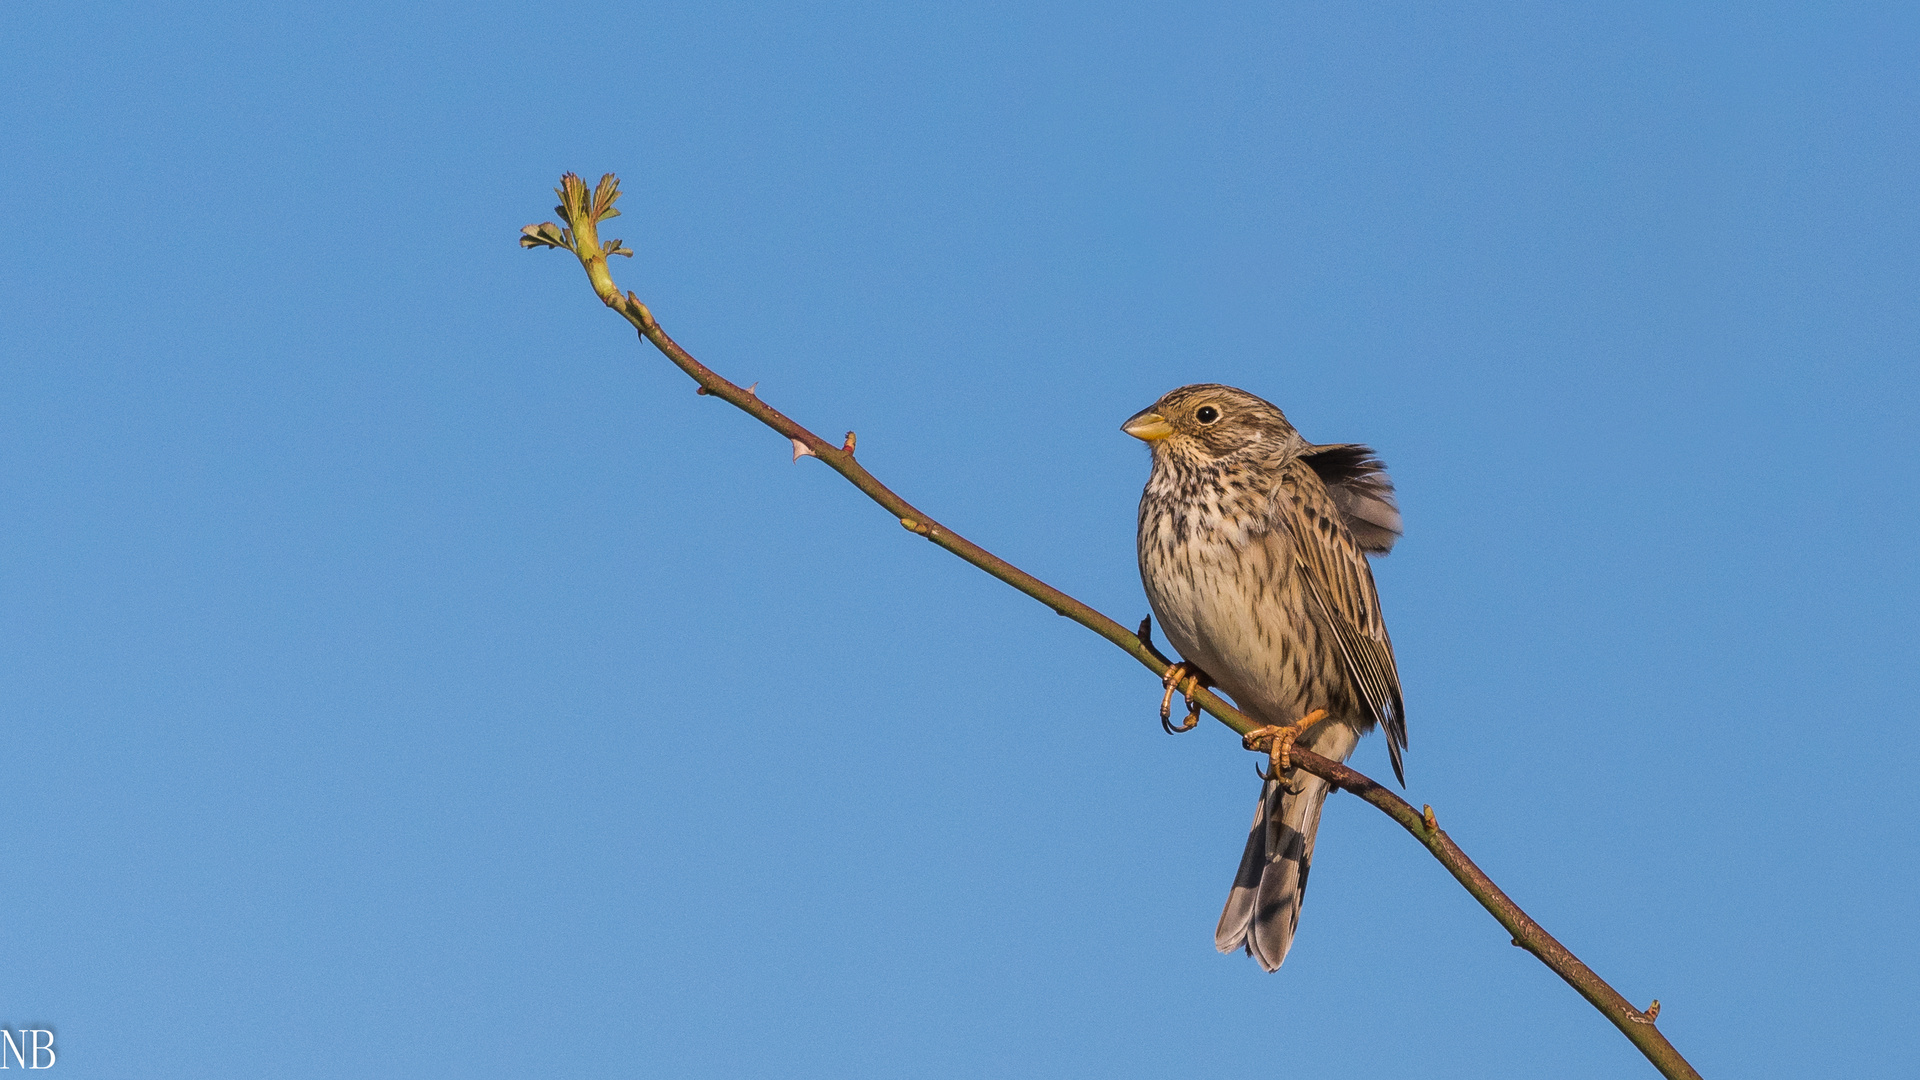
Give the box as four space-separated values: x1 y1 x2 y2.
4 2 1916 1077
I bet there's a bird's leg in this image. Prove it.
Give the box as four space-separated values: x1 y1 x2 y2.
1244 708 1330 779
1159 662 1211 734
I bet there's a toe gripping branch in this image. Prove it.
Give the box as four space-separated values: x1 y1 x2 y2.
1160 664 1208 734
1245 709 1330 780
1139 617 1206 734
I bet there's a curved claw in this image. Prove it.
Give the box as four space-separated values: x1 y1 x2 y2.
1245 708 1330 779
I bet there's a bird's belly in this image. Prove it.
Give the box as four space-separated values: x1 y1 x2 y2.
1141 531 1327 727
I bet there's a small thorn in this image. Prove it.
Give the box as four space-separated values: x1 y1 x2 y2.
745 382 759 397
696 386 710 395
791 438 816 462
1137 616 1172 665
1422 805 1438 831
842 431 856 454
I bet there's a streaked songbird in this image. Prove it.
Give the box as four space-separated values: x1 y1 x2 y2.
1125 384 1405 971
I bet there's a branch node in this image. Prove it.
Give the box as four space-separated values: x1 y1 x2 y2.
899 517 933 536
696 386 710 395
1634 1000 1662 1024
629 295 656 327
1422 804 1438 831
791 438 817 462
842 431 857 454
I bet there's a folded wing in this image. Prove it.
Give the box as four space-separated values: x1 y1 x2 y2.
1278 456 1407 783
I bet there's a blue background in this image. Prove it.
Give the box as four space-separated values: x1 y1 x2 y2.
4 2 1916 1076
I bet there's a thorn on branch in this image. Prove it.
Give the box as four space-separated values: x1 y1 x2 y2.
1137 616 1173 666
745 382 759 397
791 438 817 462
696 386 709 395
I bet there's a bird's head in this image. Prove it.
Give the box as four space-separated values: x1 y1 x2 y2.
1122 384 1304 464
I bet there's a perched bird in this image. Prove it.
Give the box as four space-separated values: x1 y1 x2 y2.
1125 384 1405 971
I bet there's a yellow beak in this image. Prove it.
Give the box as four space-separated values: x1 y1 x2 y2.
1122 410 1175 442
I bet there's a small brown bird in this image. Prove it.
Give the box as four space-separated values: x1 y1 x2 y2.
1125 384 1405 971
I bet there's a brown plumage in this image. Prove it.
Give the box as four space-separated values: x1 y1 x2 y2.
1125 384 1405 971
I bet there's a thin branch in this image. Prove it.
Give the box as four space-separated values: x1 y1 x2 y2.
524 173 1705 1080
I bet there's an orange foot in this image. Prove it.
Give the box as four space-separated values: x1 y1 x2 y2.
1159 662 1211 734
1244 709 1330 779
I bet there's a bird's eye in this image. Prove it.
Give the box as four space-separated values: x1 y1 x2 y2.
1195 406 1221 424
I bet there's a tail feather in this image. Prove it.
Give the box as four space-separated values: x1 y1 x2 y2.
1214 771 1334 971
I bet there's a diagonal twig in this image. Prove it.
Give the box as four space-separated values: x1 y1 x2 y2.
523 172 1704 1080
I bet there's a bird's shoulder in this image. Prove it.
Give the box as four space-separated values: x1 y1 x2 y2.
1269 456 1343 525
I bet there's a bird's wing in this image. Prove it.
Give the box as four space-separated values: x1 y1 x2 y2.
1300 443 1401 554
1274 459 1408 783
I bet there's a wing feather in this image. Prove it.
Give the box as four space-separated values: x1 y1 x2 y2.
1300 444 1402 555
1277 459 1408 784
